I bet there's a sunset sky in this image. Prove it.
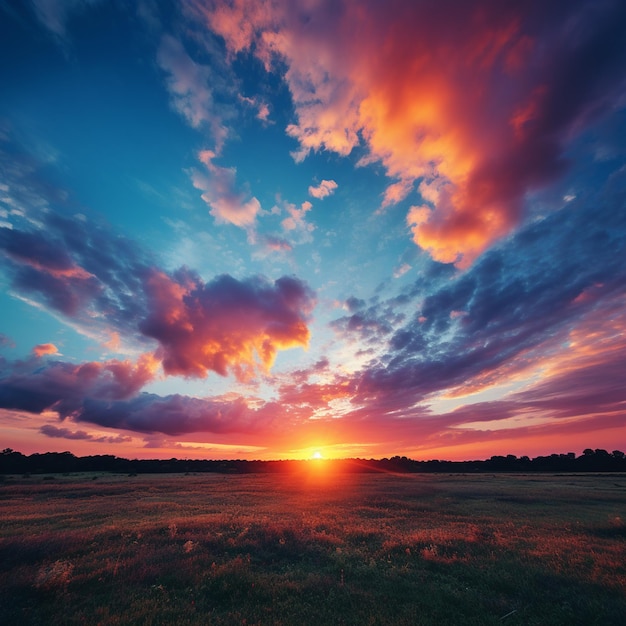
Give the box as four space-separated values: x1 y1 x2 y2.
1 0 625 461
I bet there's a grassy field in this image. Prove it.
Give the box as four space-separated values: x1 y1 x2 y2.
0 470 624 625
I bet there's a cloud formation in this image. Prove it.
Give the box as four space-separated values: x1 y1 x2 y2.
281 200 314 243
0 209 315 384
199 0 626 266
308 179 338 199
32 343 58 358
75 393 258 436
139 269 315 380
40 424 132 444
1 1 624 459
0 353 158 419
348 185 626 422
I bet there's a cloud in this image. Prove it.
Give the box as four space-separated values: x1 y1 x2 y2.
308 179 338 199
157 34 228 150
280 200 314 243
192 150 262 228
76 393 256 436
0 184 315 386
139 269 315 380
32 343 59 358
352 183 626 417
0 156 315 379
200 0 626 266
256 101 271 122
239 94 271 122
254 233 293 255
0 216 152 331
0 225 103 316
40 424 94 440
0 353 159 418
40 423 132 443
393 263 411 279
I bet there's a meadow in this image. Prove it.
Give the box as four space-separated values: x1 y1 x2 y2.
0 469 624 625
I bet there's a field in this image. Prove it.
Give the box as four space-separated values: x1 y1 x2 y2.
1 470 625 625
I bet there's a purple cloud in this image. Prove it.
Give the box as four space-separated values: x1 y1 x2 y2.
40 423 132 443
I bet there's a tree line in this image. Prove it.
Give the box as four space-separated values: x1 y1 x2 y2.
1 448 625 475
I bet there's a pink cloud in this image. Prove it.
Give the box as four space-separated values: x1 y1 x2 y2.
256 101 271 122
308 179 338 199
239 94 271 122
254 234 293 255
280 200 314 243
192 150 262 228
32 343 59 358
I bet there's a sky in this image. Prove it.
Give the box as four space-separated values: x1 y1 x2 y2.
0 0 625 461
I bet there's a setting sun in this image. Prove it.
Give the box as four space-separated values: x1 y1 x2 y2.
312 451 323 459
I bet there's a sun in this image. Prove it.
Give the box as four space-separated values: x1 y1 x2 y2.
312 451 323 459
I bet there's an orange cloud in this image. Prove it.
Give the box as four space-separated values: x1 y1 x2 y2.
139 269 315 381
32 343 59 358
197 0 623 266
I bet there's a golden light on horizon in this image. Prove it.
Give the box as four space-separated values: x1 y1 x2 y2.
312 451 323 459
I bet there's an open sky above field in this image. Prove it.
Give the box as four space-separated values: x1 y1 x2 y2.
1 0 625 461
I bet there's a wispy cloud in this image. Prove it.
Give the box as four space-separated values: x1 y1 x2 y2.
191 150 262 228
157 34 228 151
281 200 315 243
239 94 271 123
30 0 102 43
40 423 132 444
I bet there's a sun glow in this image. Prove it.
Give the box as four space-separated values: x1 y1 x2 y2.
312 451 323 459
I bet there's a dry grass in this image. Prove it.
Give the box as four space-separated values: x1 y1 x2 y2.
0 471 624 624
